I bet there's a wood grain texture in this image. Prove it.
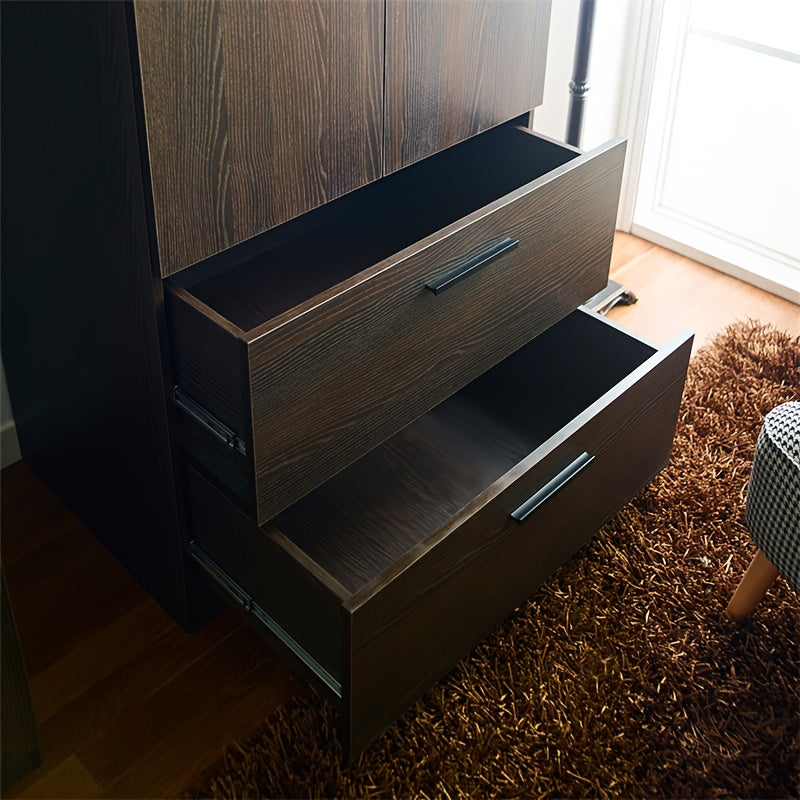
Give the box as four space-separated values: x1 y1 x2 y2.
0 2 193 624
609 232 800 353
270 310 655 593
176 124 577 330
385 0 551 172
1 461 305 800
82 625 291 798
343 313 693 757
272 394 531 593
134 0 384 276
243 134 625 524
29 605 232 772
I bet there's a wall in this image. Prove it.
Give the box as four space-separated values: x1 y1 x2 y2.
533 0 640 150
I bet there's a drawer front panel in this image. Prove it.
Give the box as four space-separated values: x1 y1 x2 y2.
342 326 693 756
248 137 627 523
184 464 344 691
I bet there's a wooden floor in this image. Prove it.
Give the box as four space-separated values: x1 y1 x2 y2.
2 234 798 799
607 233 800 351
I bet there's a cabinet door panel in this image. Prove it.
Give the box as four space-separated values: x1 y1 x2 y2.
384 0 551 173
134 0 384 276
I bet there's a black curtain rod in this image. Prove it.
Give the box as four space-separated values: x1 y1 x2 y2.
566 0 596 147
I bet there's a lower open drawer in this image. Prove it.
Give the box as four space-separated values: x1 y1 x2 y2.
184 309 693 758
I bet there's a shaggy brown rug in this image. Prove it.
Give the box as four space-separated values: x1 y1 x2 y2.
192 320 799 799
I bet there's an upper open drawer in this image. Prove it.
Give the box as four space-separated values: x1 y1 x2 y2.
166 125 626 525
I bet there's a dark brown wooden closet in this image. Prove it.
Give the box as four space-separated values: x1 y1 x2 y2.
1 0 692 758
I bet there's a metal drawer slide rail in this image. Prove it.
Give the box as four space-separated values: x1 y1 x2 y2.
174 386 247 455
188 542 342 698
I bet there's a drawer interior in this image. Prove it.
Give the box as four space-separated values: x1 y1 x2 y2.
270 310 656 594
168 125 580 332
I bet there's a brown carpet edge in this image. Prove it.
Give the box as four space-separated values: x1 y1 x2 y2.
189 319 800 800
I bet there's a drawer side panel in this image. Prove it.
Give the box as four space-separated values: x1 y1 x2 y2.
185 464 344 683
167 288 247 435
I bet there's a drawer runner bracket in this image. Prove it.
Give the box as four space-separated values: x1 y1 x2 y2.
188 542 342 698
174 386 247 456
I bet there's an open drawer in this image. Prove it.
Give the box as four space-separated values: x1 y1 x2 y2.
167 125 627 524
184 309 693 758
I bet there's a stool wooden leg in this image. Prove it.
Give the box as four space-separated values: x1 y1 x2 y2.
726 549 780 621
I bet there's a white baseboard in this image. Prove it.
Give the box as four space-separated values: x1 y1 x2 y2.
1 420 22 468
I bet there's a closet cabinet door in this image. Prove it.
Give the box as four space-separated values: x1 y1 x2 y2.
384 0 551 174
134 0 384 277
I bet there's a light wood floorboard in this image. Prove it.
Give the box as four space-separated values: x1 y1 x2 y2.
2 234 798 798
608 231 800 350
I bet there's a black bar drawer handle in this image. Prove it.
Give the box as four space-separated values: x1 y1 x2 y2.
425 237 519 295
510 451 596 523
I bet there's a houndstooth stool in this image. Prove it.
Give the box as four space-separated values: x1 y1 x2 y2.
727 401 800 620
